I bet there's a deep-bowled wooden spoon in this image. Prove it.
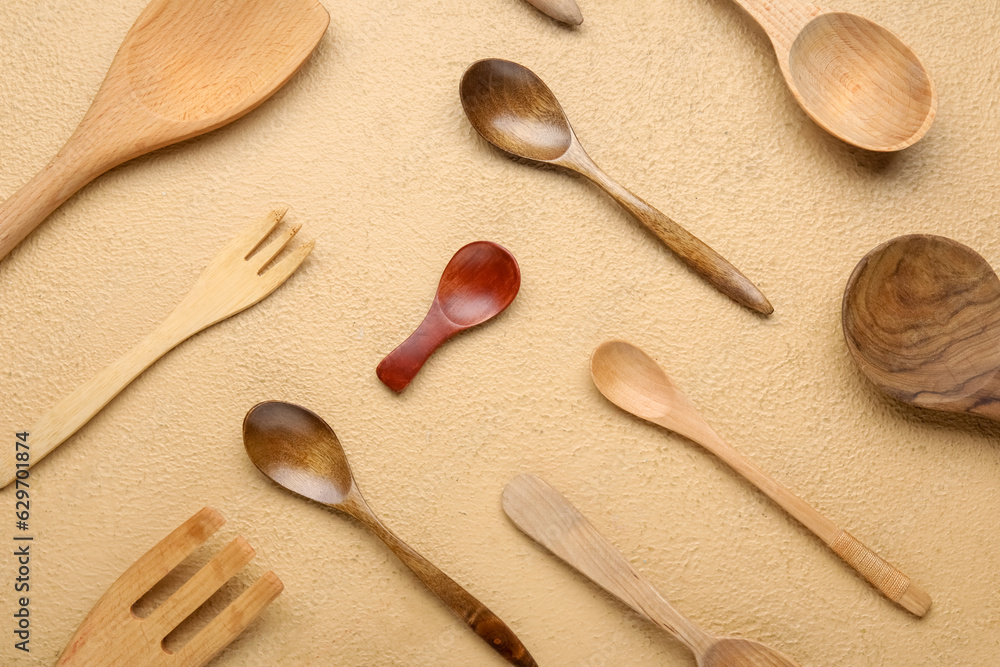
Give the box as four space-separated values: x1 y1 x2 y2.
376 241 520 392
842 234 1000 422
590 340 931 617
729 0 935 151
0 0 329 263
502 474 802 667
242 401 537 667
460 59 772 315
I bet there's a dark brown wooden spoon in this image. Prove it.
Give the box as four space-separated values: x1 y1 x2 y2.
376 241 520 392
843 234 1000 421
460 58 772 315
242 401 537 666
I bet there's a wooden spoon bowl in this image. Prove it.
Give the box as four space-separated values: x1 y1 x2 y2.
842 234 1000 421
733 1 935 151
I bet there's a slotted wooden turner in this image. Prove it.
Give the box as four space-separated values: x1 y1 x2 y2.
57 507 282 666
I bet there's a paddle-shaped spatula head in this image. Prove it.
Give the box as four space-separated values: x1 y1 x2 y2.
0 0 329 263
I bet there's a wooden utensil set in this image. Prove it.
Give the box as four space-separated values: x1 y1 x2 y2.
0 0 962 664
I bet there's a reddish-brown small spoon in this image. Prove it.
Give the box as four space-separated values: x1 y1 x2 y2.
377 241 520 392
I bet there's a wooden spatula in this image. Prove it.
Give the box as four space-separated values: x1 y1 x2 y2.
57 507 283 666
0 0 329 264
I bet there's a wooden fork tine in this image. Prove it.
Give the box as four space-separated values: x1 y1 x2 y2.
258 239 315 291
145 536 255 636
173 571 284 667
110 507 225 603
250 223 302 273
223 207 287 260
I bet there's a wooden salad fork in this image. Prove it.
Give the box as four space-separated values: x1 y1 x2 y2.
0 208 313 488
57 507 283 666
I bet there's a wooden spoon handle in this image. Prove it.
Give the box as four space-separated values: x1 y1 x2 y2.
376 301 459 392
346 499 537 666
729 0 820 54
0 317 184 489
696 427 931 616
575 159 772 315
828 529 931 618
523 0 583 25
502 474 714 656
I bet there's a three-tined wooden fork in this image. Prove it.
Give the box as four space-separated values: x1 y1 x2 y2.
0 208 313 488
57 507 282 666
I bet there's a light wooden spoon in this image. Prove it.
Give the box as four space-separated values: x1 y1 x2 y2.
730 0 935 151
590 340 931 617
460 58 772 315
243 401 538 667
0 0 329 263
503 473 802 667
522 0 583 25
842 234 1000 422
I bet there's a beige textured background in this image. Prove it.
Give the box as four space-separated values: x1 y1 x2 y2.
1 0 998 664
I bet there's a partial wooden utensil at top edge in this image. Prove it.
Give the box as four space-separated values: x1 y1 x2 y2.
58 507 282 666
842 234 1000 422
730 0 934 151
459 59 772 316
590 340 931 617
376 241 521 392
503 474 802 667
522 0 582 25
0 209 313 488
242 401 537 667
0 0 329 264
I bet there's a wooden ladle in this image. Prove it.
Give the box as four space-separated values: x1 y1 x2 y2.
730 0 935 151
377 241 520 392
242 401 537 667
590 340 931 616
0 0 329 263
842 234 1000 422
460 59 772 315
503 473 802 667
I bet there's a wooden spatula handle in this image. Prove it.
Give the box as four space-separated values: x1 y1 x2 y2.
347 499 537 666
502 473 714 655
828 530 931 617
0 144 102 262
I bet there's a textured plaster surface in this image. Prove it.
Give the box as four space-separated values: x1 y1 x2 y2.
0 0 998 665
